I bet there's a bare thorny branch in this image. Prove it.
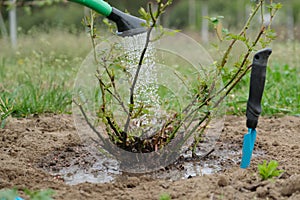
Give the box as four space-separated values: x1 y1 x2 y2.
159 0 279 155
80 0 174 147
219 0 263 69
75 0 279 156
98 53 129 115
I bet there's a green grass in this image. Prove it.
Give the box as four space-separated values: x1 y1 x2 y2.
159 193 171 200
0 188 55 200
1 79 72 117
226 63 300 116
0 30 90 121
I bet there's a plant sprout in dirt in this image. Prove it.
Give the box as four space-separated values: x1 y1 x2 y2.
72 0 280 173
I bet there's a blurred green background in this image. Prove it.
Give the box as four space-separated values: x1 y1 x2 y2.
0 0 299 119
1 0 300 38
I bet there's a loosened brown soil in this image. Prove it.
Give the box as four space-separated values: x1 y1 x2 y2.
1 114 299 199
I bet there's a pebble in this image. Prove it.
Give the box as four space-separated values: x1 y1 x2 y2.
280 175 300 196
256 186 268 198
160 182 170 189
217 175 228 187
272 141 279 146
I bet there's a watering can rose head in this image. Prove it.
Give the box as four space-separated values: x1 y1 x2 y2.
107 8 147 37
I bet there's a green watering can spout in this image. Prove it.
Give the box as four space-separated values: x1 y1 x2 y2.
68 0 147 37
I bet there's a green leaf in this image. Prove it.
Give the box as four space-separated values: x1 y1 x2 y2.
258 160 284 180
139 7 151 21
209 16 224 26
222 28 229 35
25 189 55 200
267 3 282 10
266 29 277 40
159 193 171 200
210 17 219 25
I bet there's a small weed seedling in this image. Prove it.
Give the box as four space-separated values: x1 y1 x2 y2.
24 188 55 200
258 160 284 180
0 188 55 200
159 193 171 200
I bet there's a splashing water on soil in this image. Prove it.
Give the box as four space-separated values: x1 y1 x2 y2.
38 139 264 185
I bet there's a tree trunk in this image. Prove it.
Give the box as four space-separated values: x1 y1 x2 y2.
201 1 208 43
9 0 17 49
287 5 294 40
0 10 8 38
188 0 196 29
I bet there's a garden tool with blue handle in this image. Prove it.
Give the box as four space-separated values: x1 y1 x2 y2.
68 0 147 37
240 48 272 169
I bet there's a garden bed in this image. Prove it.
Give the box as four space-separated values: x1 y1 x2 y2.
0 114 299 199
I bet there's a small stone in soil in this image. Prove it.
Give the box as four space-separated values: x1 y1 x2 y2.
272 141 279 146
256 186 268 198
160 183 169 189
280 175 300 196
217 175 228 187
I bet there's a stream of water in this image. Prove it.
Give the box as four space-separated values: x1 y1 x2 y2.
120 33 167 138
